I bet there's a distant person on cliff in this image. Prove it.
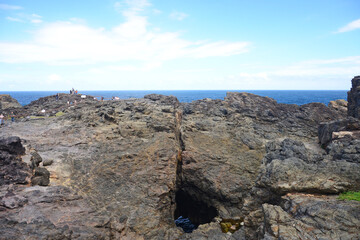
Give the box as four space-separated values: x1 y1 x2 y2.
10 112 15 122
56 93 59 101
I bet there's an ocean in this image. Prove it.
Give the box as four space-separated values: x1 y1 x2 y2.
0 90 348 106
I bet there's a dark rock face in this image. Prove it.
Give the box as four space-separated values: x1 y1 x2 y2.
0 137 30 186
0 136 25 155
0 94 21 110
0 90 358 239
318 117 360 147
348 75 360 118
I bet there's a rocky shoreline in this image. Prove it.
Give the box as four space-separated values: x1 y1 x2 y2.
0 76 359 239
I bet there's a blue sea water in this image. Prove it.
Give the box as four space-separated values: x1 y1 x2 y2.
0 90 348 106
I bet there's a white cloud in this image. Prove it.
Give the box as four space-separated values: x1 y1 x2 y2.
0 3 250 66
0 4 22 10
30 13 42 23
336 18 360 33
31 19 43 24
224 56 360 90
115 0 150 15
169 11 188 21
5 13 43 24
47 74 62 83
6 16 23 22
152 9 162 15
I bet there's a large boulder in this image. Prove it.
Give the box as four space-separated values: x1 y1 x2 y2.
348 75 360 118
0 136 25 155
31 167 50 186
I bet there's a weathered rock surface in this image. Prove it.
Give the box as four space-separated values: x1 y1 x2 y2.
262 193 360 240
348 75 360 118
22 93 98 117
257 138 360 194
328 99 348 115
0 95 183 239
0 94 21 110
0 87 359 239
0 184 110 239
318 117 360 147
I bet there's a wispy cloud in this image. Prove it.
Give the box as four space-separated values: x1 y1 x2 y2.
6 16 23 22
115 0 150 15
5 13 43 24
336 18 360 33
224 56 360 90
169 11 188 21
30 14 42 23
0 1 250 66
0 4 22 10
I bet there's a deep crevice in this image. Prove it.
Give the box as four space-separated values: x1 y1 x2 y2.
173 109 218 233
174 189 218 232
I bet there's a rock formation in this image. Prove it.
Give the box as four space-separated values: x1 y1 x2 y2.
328 99 347 115
0 136 29 186
0 79 359 239
348 75 360 118
0 94 21 110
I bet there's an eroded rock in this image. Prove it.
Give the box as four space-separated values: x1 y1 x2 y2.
262 194 360 240
348 75 360 118
0 94 21 110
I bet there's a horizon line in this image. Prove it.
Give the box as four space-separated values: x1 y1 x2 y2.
0 89 349 92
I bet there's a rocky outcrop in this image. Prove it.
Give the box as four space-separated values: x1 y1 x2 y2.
348 75 360 118
318 117 360 147
328 99 347 115
257 138 360 194
22 93 97 117
0 136 30 186
0 94 21 110
262 193 360 240
0 87 358 239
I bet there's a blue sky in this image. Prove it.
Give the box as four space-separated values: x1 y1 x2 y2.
0 0 359 90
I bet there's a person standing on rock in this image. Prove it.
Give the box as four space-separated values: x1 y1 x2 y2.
0 113 4 125
10 112 15 122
